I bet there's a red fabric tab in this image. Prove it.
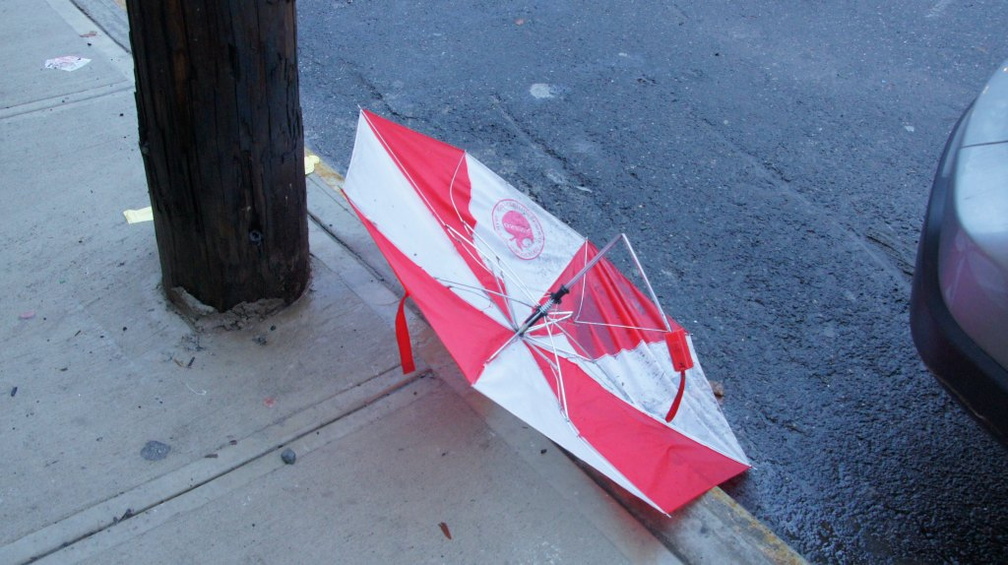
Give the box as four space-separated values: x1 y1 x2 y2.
395 293 416 374
664 370 688 422
347 200 513 383
664 329 692 422
665 329 694 372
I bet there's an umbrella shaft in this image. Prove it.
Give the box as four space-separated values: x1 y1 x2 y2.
515 235 621 336
518 302 552 335
517 288 567 335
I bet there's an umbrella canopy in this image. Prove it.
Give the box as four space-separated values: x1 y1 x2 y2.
342 110 749 514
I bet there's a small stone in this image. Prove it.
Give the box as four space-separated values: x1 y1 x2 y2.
281 448 296 465
140 440 171 461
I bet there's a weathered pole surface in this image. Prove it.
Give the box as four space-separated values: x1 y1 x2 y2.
126 0 309 312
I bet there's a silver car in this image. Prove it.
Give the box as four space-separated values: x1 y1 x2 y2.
911 60 1008 441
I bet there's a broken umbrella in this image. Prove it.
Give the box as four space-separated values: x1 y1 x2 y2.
341 110 749 514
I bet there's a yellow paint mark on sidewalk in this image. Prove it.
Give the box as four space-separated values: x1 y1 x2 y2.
304 148 345 191
123 206 153 224
304 154 321 175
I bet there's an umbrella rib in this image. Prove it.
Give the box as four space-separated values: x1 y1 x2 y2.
441 224 497 277
441 223 546 326
461 225 542 303
440 227 528 326
516 235 621 336
529 309 674 420
436 278 537 312
566 234 671 334
447 152 468 228
523 340 648 501
526 334 571 423
485 311 588 366
522 332 589 362
445 152 538 312
573 320 669 333
619 233 673 333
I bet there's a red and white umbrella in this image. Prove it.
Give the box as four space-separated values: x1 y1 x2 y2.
342 110 749 514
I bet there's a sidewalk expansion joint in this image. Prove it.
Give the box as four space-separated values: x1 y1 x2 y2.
0 81 134 120
4 367 431 564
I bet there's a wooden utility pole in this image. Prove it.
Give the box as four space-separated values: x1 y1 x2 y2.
126 0 309 312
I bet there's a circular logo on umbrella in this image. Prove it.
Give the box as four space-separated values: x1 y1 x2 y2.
492 199 545 259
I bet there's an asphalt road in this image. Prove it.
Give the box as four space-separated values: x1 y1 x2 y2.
294 2 1008 563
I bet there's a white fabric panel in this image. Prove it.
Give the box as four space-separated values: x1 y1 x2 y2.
524 325 748 465
343 114 509 326
587 337 748 465
678 336 749 464
464 155 587 314
473 341 663 512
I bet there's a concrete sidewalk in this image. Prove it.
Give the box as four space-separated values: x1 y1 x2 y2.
0 1 804 563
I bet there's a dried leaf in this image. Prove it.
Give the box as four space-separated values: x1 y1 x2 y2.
709 380 725 399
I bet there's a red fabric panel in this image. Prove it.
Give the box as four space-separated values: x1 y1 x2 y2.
530 345 748 513
362 110 513 325
533 241 682 359
348 201 512 384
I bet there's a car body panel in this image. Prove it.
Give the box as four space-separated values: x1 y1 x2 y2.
941 142 1008 370
911 59 1008 442
961 64 1008 146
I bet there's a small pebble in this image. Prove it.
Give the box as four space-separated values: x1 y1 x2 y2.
281 448 296 465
